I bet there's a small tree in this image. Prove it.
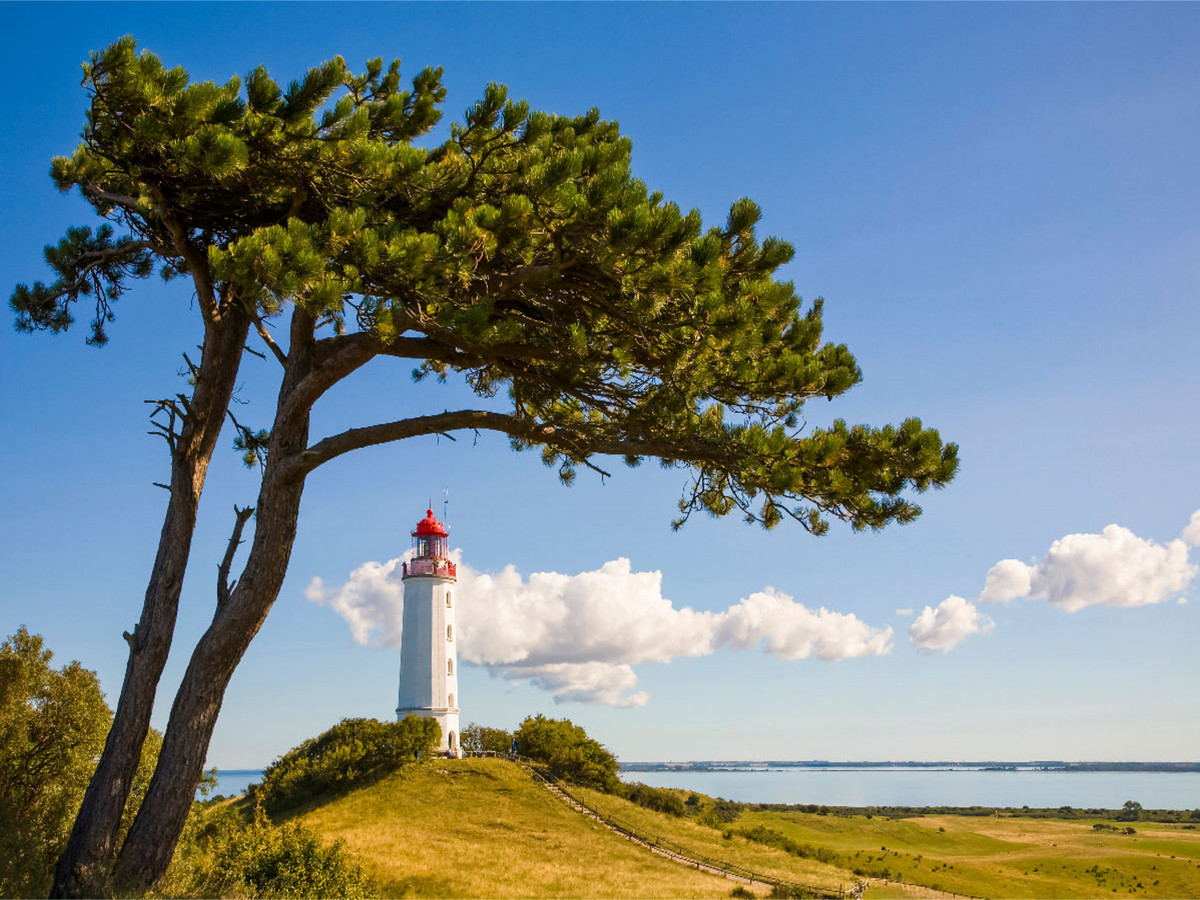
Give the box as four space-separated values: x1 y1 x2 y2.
514 714 621 791
0 628 159 898
460 723 514 755
1117 800 1143 822
15 40 958 894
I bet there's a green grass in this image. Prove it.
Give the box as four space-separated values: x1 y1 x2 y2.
287 758 768 898
282 758 1200 899
733 808 1200 899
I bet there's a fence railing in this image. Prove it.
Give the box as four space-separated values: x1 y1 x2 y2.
512 755 859 900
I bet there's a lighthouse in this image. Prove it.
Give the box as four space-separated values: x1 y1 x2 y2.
396 507 461 757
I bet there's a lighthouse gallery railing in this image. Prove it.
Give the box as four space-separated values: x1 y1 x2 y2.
402 558 457 578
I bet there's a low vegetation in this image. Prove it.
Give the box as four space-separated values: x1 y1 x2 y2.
164 804 377 899
747 800 1200 825
249 716 440 815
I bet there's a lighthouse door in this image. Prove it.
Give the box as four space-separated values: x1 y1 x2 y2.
448 731 457 755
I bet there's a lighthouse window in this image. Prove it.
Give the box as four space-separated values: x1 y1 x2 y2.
446 591 452 607
447 659 453 675
448 692 455 707
447 625 453 641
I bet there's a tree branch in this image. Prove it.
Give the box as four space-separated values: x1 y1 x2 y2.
251 312 287 367
80 184 144 213
145 185 218 320
277 409 710 483
217 505 255 608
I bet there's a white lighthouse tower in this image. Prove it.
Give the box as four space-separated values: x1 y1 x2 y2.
396 508 461 756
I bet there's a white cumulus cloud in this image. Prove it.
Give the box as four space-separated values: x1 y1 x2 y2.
714 589 893 660
978 558 1033 605
978 521 1197 612
908 596 994 652
913 511 1200 652
309 556 891 707
1183 511 1200 548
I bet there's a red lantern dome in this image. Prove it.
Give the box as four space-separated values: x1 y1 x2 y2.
403 508 455 579
412 508 449 538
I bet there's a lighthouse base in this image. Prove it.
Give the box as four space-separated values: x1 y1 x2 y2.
397 706 461 757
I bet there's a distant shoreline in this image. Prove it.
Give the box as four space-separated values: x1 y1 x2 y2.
215 762 1200 774
619 761 1200 773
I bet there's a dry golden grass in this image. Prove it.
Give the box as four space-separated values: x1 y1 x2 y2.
572 784 860 893
291 758 763 898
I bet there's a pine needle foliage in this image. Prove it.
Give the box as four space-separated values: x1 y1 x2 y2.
15 36 957 534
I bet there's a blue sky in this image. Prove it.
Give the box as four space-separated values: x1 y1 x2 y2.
2 3 1198 768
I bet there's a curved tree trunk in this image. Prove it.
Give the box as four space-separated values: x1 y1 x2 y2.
52 309 249 898
113 310 317 892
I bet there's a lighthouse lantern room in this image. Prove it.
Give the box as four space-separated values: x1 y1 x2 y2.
396 508 461 756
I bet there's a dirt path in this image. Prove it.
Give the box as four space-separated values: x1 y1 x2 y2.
523 763 859 899
865 877 973 899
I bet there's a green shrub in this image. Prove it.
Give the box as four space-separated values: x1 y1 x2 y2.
623 781 686 817
252 716 439 814
172 804 376 898
737 825 841 866
696 797 745 827
514 714 620 792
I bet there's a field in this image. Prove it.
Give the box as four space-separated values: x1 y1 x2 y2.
288 758 1200 899
735 807 1200 899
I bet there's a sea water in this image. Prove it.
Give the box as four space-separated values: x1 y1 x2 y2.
207 765 1200 809
621 766 1200 810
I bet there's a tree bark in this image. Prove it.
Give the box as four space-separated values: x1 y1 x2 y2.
112 308 318 891
51 307 249 898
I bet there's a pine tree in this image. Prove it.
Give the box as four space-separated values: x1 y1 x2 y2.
12 39 958 895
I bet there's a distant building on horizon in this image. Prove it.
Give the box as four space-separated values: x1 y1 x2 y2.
396 507 461 757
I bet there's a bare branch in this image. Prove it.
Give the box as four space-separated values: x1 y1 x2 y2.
217 505 255 607
144 398 186 452
252 312 287 367
80 184 144 212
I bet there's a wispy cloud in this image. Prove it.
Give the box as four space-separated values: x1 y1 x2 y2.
308 556 891 707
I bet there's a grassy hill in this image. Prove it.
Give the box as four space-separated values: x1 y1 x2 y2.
283 757 1200 899
286 757 854 898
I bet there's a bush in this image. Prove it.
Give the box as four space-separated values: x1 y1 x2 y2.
252 716 440 814
514 714 620 792
623 782 686 817
696 797 745 827
171 804 377 898
737 825 840 866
